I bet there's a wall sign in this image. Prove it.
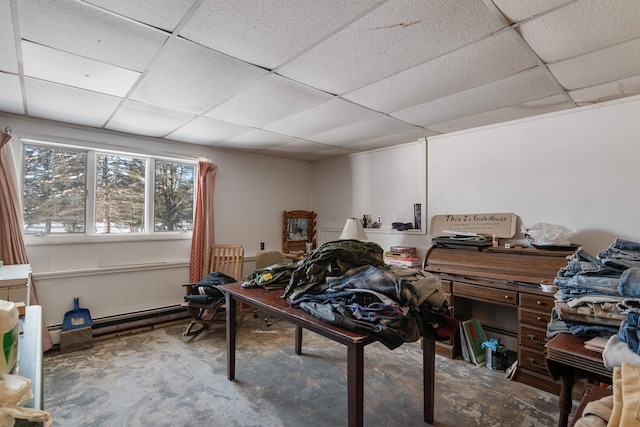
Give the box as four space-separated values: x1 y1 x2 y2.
430 213 517 238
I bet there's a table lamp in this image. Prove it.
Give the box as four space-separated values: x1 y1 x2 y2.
339 218 368 240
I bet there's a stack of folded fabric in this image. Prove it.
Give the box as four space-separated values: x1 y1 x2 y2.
548 239 640 341
573 362 640 427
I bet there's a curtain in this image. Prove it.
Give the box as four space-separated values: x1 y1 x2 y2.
0 130 53 351
189 161 217 283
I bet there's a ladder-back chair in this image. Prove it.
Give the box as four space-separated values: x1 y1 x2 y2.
183 244 245 338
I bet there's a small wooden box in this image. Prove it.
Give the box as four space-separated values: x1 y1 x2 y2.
60 327 94 353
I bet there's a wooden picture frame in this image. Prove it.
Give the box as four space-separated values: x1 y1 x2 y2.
283 210 317 254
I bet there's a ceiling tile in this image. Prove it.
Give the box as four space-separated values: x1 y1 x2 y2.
130 37 268 114
491 0 573 23
0 73 24 115
569 75 640 106
22 41 140 97
218 129 304 151
106 100 195 137
343 29 536 113
391 68 561 126
278 0 505 94
308 115 418 146
254 140 329 156
549 37 640 91
342 127 433 152
426 94 573 133
204 74 333 127
83 0 196 32
0 1 18 74
165 116 253 145
179 0 383 69
285 147 355 162
519 0 640 63
25 78 121 127
263 98 379 138
19 0 168 71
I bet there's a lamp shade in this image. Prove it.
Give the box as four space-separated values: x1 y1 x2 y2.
339 218 368 240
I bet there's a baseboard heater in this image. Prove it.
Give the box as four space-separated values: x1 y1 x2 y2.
50 305 190 342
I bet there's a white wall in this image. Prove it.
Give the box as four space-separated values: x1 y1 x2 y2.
312 96 640 260
312 140 431 258
427 96 640 254
1 114 312 327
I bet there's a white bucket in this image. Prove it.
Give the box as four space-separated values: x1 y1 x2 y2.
0 300 19 375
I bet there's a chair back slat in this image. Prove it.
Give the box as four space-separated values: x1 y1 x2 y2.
208 244 244 281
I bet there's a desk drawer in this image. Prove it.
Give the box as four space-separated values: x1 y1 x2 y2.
453 282 517 305
520 293 554 312
519 325 549 352
519 346 549 377
520 308 551 327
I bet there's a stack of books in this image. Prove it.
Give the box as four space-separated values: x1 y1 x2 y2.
383 246 421 268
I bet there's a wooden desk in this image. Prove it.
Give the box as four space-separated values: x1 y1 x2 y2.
544 333 613 427
220 282 436 427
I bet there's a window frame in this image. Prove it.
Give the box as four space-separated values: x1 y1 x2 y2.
20 137 197 245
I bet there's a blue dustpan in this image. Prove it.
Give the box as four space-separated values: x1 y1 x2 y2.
62 298 93 331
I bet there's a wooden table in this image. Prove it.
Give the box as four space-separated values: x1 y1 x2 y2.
544 333 613 427
220 282 436 427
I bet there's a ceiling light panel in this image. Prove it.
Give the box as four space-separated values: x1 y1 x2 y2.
343 29 536 113
130 37 268 115
205 74 333 127
22 41 140 97
518 0 640 63
179 0 383 70
278 0 505 94
392 68 560 126
19 0 168 71
25 78 121 127
83 0 196 32
106 100 195 137
263 98 379 138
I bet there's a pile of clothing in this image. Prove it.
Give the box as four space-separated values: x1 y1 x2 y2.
548 238 640 368
245 239 454 350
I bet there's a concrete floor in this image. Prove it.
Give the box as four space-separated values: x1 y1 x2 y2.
43 315 562 426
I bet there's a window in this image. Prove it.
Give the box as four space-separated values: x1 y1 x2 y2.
22 140 195 237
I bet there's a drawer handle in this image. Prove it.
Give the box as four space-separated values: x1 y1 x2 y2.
528 334 546 345
536 316 546 322
528 357 546 370
536 301 545 305
504 295 511 300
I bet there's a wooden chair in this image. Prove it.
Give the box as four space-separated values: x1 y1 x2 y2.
182 244 244 338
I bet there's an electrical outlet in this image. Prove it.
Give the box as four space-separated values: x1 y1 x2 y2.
260 242 265 250
377 216 382 223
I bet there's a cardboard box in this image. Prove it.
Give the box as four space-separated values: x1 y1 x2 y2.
430 213 517 238
60 327 94 354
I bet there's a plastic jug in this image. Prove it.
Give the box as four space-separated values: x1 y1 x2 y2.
0 301 19 375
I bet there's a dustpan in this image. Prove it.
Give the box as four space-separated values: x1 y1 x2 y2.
62 298 93 331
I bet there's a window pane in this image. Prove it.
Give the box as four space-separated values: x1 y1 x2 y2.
23 144 87 234
154 161 194 231
95 154 145 234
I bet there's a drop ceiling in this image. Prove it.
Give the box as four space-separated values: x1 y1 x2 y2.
2 0 640 161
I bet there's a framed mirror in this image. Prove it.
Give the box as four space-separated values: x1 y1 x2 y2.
283 210 317 254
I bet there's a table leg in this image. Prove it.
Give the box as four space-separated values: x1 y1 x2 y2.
295 325 302 355
423 339 435 424
558 370 575 427
226 292 237 381
347 342 364 427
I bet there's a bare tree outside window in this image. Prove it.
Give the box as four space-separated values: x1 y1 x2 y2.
154 161 194 231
